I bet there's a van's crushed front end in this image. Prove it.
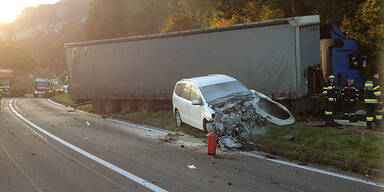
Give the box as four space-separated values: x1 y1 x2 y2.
207 91 295 150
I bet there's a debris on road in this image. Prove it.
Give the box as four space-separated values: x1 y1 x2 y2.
208 92 295 150
282 134 294 141
85 121 90 127
82 137 88 140
187 165 197 169
67 108 76 112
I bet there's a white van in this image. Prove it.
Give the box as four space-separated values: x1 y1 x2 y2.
172 75 253 132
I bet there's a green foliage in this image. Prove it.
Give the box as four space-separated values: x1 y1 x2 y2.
210 1 285 27
177 0 217 28
86 0 125 40
51 93 92 112
249 124 384 175
0 40 37 73
159 13 200 33
122 0 179 36
341 0 384 73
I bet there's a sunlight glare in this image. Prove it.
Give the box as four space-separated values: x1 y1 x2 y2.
0 0 60 23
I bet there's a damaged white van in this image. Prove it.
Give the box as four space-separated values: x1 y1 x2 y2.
172 74 295 135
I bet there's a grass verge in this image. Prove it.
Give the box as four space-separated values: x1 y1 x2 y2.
116 111 206 138
51 93 92 112
50 94 384 178
247 124 384 178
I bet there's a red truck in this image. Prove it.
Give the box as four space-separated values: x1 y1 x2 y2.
0 69 14 96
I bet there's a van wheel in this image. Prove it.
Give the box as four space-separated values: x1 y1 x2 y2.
175 110 182 127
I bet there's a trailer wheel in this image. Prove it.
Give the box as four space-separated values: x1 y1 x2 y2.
120 101 138 114
138 101 152 113
103 100 120 114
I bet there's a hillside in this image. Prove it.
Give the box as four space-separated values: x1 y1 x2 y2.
0 0 89 74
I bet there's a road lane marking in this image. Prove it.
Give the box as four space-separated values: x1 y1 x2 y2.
9 99 168 192
7 99 128 191
241 151 384 188
0 140 39 191
47 99 168 135
47 98 384 188
7 100 48 141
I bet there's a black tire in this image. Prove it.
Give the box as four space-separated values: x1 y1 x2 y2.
120 101 138 114
138 101 152 113
175 109 183 127
103 100 121 114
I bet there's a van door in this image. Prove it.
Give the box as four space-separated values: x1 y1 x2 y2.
188 85 204 130
178 84 191 125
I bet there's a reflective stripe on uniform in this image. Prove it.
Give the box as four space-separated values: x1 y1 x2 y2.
374 91 381 96
325 111 333 115
376 115 383 120
322 91 327 94
373 86 380 90
365 83 373 87
366 116 374 121
364 99 378 103
327 86 334 90
328 98 336 101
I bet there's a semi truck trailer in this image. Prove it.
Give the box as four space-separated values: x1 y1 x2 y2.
65 15 365 113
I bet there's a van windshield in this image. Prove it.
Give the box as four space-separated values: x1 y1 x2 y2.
200 81 249 103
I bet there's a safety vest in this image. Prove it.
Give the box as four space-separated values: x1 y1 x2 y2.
341 85 359 102
322 83 337 102
364 78 381 103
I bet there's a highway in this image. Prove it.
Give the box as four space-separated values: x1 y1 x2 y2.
0 98 381 192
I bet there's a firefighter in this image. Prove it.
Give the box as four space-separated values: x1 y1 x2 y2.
322 75 337 124
364 73 382 129
341 78 359 122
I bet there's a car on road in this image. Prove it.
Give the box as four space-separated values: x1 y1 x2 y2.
172 74 254 132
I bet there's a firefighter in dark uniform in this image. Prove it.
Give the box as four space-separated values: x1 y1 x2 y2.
341 78 359 122
364 73 382 129
322 75 337 124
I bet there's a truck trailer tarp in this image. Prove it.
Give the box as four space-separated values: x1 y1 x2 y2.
65 15 320 101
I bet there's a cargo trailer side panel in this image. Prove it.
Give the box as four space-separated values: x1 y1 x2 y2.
67 24 299 101
299 24 321 96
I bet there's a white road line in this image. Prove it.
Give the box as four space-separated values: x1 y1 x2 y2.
46 98 384 188
241 151 384 188
47 99 168 134
0 140 39 191
9 99 168 192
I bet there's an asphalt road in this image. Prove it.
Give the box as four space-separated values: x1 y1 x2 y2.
0 97 382 192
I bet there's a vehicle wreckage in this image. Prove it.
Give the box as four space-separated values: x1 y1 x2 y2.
206 90 295 150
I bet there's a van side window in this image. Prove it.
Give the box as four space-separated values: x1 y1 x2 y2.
190 85 202 103
180 84 191 100
175 83 184 97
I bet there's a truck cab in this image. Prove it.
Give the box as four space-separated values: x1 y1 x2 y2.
0 69 14 97
320 24 365 89
33 78 53 98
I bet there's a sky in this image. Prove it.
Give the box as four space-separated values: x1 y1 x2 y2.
0 0 61 23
